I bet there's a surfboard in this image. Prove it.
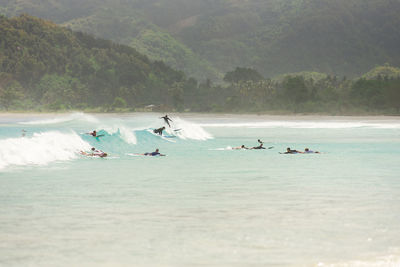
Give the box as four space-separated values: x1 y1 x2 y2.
162 135 176 138
127 153 165 157
80 151 108 157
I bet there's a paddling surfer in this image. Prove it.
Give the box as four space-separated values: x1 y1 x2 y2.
88 130 97 137
144 148 165 156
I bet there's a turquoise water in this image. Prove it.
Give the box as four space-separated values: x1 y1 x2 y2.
1 113 400 266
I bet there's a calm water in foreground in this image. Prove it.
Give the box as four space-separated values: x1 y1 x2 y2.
0 113 399 267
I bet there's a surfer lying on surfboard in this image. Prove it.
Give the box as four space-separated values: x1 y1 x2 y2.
86 130 104 138
80 147 108 157
232 145 249 150
136 148 165 156
280 147 300 154
303 148 320 153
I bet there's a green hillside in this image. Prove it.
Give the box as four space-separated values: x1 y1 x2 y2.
1 15 399 114
0 14 195 111
2 0 400 82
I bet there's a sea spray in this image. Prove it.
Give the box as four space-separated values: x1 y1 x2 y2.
171 117 213 140
100 126 137 145
0 131 91 170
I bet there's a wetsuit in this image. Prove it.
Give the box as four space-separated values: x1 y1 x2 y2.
153 127 164 135
284 150 298 154
144 151 160 156
161 115 172 127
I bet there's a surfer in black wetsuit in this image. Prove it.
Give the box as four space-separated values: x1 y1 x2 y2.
303 148 320 154
252 139 273 149
161 115 172 127
282 147 300 154
144 148 165 156
251 143 266 149
250 139 267 149
88 130 97 137
153 126 165 136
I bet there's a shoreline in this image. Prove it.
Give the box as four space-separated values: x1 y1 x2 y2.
0 111 399 121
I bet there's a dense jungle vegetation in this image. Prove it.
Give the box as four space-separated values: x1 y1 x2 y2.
1 0 400 82
0 15 399 114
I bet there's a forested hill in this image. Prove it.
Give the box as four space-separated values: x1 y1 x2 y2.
1 0 400 82
0 15 193 110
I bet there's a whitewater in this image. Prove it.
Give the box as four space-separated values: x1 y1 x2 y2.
0 113 399 267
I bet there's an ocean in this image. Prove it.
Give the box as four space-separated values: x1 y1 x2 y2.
0 113 399 267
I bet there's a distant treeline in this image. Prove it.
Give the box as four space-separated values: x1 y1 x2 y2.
0 15 400 114
217 69 400 114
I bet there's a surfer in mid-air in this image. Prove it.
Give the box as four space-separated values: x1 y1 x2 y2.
153 126 166 135
161 114 172 127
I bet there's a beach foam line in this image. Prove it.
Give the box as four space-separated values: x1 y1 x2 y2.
199 121 400 129
19 112 99 125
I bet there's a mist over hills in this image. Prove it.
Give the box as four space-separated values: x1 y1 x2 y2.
1 0 400 82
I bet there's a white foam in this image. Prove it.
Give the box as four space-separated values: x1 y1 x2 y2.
101 126 137 145
209 146 235 151
199 121 400 129
317 251 400 267
146 129 176 143
117 126 137 145
19 112 99 125
170 117 213 140
0 131 91 170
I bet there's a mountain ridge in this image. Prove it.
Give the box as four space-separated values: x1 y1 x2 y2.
1 0 400 82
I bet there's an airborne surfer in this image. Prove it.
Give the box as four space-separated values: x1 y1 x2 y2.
160 114 173 127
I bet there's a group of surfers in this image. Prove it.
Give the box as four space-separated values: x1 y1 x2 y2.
153 114 173 135
232 139 273 150
81 114 320 157
81 115 173 157
233 139 319 154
